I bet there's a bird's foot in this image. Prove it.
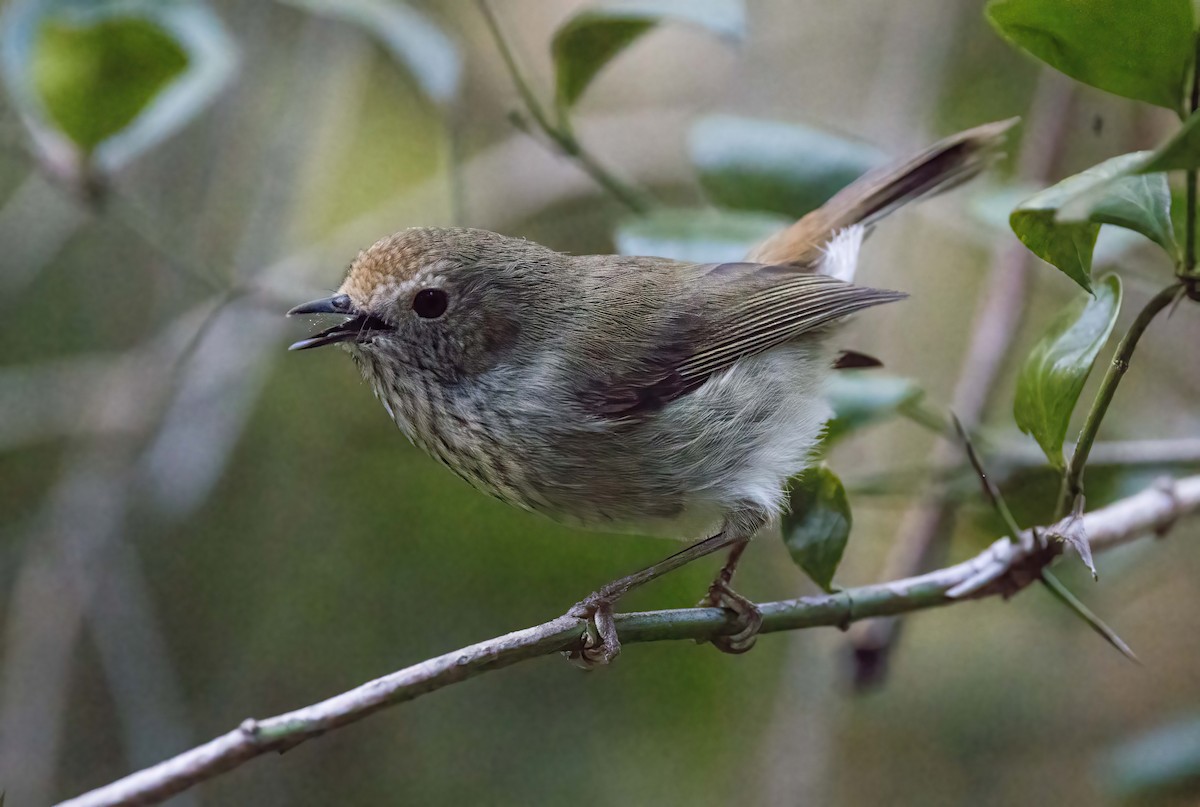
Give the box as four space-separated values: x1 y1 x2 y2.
564 596 621 669
698 578 762 654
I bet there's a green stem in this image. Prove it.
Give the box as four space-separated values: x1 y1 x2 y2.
475 0 554 135
475 0 651 214
1186 166 1196 277
1039 570 1138 662
1056 283 1183 517
554 129 652 213
1184 35 1200 282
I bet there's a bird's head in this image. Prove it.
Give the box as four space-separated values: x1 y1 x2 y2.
288 227 559 381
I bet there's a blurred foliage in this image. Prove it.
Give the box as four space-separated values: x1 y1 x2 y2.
551 0 744 113
614 206 787 262
0 0 235 175
276 0 461 104
0 0 1198 805
689 115 886 219
32 16 187 153
1102 713 1200 802
824 373 924 447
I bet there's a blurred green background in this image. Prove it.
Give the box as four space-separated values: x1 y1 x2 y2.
1 0 1199 805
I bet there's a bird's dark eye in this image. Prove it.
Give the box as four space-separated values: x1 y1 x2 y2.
412 288 448 319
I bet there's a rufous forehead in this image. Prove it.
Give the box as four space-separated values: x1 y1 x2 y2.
337 233 442 308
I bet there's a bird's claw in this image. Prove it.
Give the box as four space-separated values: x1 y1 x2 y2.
698 578 762 654
564 597 621 669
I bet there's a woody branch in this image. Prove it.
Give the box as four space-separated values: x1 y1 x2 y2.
56 472 1200 807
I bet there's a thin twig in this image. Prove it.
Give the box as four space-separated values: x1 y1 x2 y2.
56 474 1200 807
1004 437 1200 470
952 414 1136 660
844 437 1200 499
475 0 652 214
952 413 1023 538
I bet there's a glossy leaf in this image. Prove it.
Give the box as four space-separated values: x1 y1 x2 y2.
824 373 922 445
551 0 744 111
0 0 236 172
782 464 852 592
277 0 460 103
1014 274 1122 468
690 115 886 219
614 207 789 263
972 184 1149 268
986 0 1195 109
1010 152 1176 292
1137 109 1200 173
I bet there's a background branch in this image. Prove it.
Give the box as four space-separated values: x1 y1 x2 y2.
57 473 1200 807
844 71 1076 687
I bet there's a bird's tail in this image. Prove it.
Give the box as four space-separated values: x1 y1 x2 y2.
747 118 1018 268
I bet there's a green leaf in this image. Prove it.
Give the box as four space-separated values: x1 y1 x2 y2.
824 372 923 445
689 115 887 219
1010 152 1176 291
0 0 236 172
614 207 789 263
1137 109 1200 172
985 0 1195 109
551 0 744 111
276 0 460 103
1014 274 1123 468
782 464 852 592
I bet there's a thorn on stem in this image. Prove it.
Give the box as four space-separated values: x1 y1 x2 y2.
1047 495 1098 580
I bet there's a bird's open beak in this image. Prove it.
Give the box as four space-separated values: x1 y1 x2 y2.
286 294 394 351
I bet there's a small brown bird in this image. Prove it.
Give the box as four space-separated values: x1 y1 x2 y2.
289 120 1014 665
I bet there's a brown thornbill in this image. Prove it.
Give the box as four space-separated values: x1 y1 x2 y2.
288 119 1015 665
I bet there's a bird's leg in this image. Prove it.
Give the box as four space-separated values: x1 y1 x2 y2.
697 539 763 654
566 530 740 668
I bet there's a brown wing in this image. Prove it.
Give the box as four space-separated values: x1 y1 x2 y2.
576 262 905 420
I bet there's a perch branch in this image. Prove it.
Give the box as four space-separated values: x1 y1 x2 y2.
57 473 1200 807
